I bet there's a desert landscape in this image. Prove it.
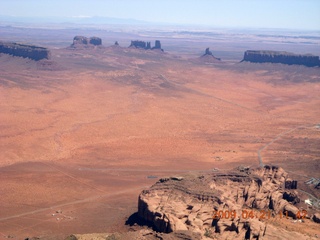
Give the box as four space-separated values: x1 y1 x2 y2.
0 23 319 239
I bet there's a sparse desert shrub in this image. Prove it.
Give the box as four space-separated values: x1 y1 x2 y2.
64 235 77 240
204 228 213 238
106 234 117 240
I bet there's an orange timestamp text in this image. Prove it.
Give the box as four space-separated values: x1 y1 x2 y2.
213 209 307 220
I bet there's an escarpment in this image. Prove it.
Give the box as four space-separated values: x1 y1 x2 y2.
242 50 320 67
137 165 317 239
0 41 50 61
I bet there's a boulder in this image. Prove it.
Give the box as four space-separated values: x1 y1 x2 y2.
248 219 265 239
312 213 320 223
284 204 299 219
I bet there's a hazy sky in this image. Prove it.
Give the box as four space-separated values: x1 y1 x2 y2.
1 0 320 30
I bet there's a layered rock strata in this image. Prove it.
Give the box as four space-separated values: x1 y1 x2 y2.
242 50 319 67
138 166 315 239
0 41 50 61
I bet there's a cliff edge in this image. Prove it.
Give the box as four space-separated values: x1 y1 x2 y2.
242 50 319 67
0 41 50 61
137 165 319 239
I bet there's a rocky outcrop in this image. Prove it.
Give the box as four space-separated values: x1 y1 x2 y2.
130 40 149 49
199 47 221 63
137 166 317 239
0 41 50 61
242 50 320 67
72 230 202 240
285 179 298 189
70 36 102 48
204 48 212 56
152 40 162 50
89 37 102 46
129 40 163 51
73 36 88 45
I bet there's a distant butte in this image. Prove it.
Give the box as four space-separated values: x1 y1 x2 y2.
198 47 221 63
69 36 102 48
242 50 320 67
0 41 50 61
129 40 163 51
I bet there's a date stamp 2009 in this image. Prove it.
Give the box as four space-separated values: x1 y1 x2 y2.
212 209 307 220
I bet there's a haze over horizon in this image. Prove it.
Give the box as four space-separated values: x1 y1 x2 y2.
1 0 320 30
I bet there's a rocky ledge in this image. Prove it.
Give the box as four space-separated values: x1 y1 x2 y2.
137 165 319 239
0 41 50 61
242 50 320 67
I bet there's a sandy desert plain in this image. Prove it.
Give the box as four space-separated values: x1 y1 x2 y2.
0 26 320 239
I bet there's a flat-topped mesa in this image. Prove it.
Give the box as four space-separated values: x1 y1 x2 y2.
129 40 163 51
0 41 50 61
70 36 102 48
242 50 320 67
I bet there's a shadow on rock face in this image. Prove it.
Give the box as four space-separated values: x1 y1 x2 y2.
125 212 154 228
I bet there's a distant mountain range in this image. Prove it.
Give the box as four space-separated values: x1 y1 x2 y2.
0 15 152 25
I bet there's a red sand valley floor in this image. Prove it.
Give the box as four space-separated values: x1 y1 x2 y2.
0 47 319 238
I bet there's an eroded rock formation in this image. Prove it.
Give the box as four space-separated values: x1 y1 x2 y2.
204 47 212 56
73 36 88 45
89 37 102 46
70 36 102 48
137 166 316 239
0 41 50 61
129 40 163 51
199 47 221 63
130 40 149 49
242 50 320 67
152 40 162 50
